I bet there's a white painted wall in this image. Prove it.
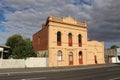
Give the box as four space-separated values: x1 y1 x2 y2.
0 57 48 68
25 57 48 67
0 48 3 59
111 57 120 63
0 48 3 51
0 59 25 68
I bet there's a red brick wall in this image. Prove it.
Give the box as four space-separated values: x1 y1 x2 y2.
32 27 48 51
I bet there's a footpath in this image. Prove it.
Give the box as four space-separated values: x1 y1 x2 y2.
0 64 118 74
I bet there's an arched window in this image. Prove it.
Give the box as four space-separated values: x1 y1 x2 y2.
57 31 61 46
78 34 82 47
68 33 72 46
57 50 62 61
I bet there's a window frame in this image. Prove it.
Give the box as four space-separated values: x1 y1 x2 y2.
57 50 62 61
57 31 61 46
68 33 72 46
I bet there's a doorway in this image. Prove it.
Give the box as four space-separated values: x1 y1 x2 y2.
69 52 73 65
79 51 83 64
94 55 97 64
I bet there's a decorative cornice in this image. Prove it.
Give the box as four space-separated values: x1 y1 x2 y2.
49 24 87 32
47 16 87 28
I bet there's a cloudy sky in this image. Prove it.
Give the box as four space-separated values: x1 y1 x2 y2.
0 0 120 48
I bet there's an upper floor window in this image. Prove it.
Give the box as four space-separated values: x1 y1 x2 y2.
78 34 82 47
57 31 61 46
68 33 72 46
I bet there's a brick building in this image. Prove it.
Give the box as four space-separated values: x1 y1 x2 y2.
32 16 105 67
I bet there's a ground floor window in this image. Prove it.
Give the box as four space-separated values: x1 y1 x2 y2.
57 50 62 61
118 56 120 60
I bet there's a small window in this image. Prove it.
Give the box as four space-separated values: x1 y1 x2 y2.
57 50 62 61
57 31 61 46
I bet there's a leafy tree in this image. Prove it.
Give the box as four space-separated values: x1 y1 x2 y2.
6 34 23 50
6 34 37 59
23 39 37 58
110 45 119 49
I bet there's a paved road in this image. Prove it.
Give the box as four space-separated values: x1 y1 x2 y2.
0 64 120 80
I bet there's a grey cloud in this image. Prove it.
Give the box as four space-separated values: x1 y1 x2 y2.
3 0 36 10
62 4 80 17
0 0 120 48
88 0 120 43
0 0 76 44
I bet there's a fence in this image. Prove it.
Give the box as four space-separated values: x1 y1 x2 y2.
0 57 48 68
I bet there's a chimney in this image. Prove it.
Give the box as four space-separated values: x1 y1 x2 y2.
42 24 45 29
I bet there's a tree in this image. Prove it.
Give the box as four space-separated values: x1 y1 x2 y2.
23 39 37 58
6 34 23 50
110 45 119 49
6 34 37 59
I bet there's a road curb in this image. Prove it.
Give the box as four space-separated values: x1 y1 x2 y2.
0 64 118 74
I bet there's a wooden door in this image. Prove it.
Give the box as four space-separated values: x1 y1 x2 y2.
69 52 73 65
79 51 83 64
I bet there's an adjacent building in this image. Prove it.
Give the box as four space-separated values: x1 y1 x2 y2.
105 48 120 63
32 16 105 67
0 45 10 59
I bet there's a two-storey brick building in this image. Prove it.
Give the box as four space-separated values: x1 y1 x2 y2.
32 16 105 67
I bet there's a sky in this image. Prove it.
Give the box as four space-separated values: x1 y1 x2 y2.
0 0 120 48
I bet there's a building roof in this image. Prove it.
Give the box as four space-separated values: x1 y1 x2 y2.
0 45 10 48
